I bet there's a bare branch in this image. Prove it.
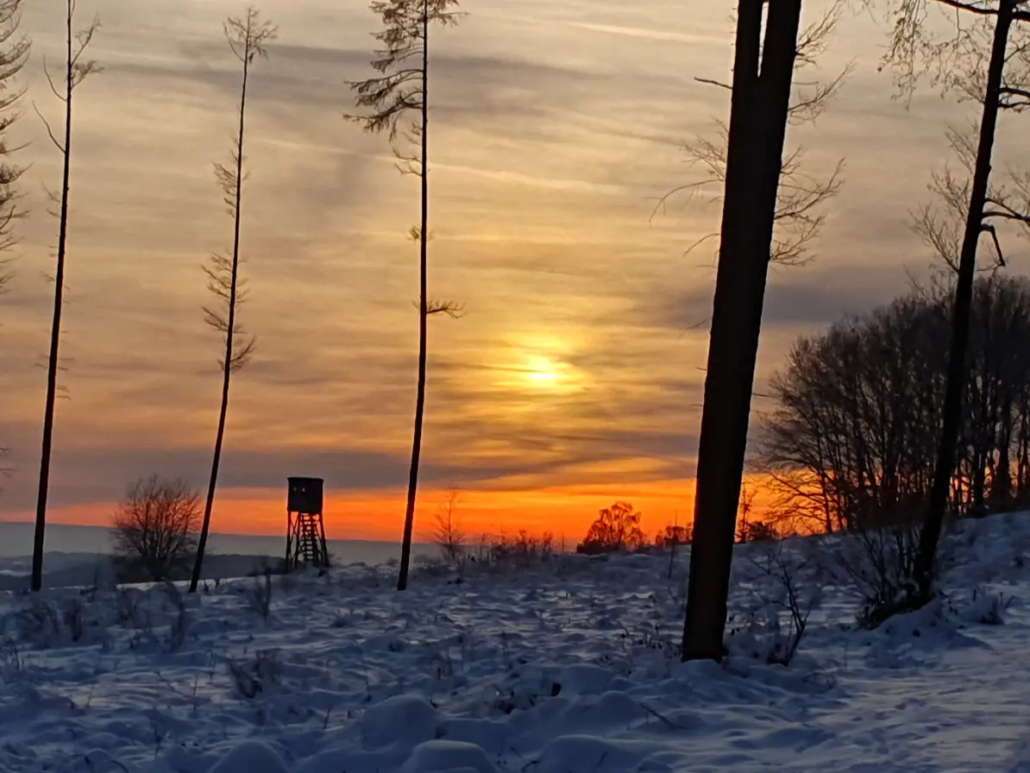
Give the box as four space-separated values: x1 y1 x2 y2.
789 64 854 124
796 0 845 67
934 0 1002 16
646 180 712 223
982 222 1006 266
658 120 845 266
425 299 465 318
656 3 849 266
882 0 1030 101
41 57 65 102
0 0 29 269
694 76 731 91
223 8 277 65
31 103 64 153
69 16 102 88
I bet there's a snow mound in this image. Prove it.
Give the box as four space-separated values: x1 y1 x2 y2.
209 741 289 773
359 694 441 749
400 740 498 773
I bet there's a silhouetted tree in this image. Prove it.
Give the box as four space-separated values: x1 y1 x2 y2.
346 0 464 592
738 520 780 543
113 475 200 582
761 291 949 533
761 275 1030 528
577 501 646 554
30 1 100 592
656 521 691 579
735 483 758 543
882 0 1030 601
189 8 275 593
682 0 806 663
0 1 28 477
655 524 692 547
761 275 1030 621
0 0 29 296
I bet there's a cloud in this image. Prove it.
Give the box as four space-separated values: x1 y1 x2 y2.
636 266 904 336
3 0 1029 530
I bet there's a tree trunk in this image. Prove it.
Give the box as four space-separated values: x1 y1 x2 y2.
31 2 75 592
397 4 431 593
682 0 803 662
915 0 1014 595
190 49 250 594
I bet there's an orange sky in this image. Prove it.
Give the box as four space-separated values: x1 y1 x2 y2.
2 0 1028 548
30 475 785 545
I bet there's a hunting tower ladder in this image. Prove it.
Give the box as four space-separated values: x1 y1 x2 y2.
285 476 329 571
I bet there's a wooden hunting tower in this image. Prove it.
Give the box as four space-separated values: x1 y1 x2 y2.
285 476 329 571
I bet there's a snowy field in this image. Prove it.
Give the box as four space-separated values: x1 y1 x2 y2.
2 514 1030 772
0 523 433 591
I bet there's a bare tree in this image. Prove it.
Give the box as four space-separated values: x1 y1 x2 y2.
112 475 201 582
30 1 100 593
346 0 464 591
682 0 805 663
882 0 1030 601
652 1 848 268
760 275 1030 622
189 8 275 594
0 1 28 476
432 487 465 562
0 0 28 295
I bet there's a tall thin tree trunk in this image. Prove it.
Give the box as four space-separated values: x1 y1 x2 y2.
682 0 802 662
31 3 75 593
190 52 250 594
397 4 431 593
915 0 1014 595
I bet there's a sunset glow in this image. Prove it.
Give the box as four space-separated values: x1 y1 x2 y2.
1 0 1026 551
525 359 560 385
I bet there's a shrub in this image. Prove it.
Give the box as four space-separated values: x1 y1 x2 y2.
728 539 821 665
432 488 466 563
654 524 691 547
112 475 201 582
816 515 936 629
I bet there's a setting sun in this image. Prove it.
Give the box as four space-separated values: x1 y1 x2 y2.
525 356 561 386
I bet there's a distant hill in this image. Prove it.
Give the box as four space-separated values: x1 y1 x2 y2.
0 521 433 591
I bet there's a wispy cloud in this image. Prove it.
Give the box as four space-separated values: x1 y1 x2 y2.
2 0 1026 533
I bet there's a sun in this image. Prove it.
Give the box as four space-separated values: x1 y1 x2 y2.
488 332 589 396
525 357 561 386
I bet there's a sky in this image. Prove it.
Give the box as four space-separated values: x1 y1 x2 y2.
1 0 1028 545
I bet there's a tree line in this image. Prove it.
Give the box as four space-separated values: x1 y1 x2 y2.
761 274 1030 533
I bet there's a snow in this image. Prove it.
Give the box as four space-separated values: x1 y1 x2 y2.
0 522 435 591
2 513 1030 772
0 551 288 592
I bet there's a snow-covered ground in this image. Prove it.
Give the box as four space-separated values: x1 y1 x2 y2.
0 522 435 591
2 514 1030 773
